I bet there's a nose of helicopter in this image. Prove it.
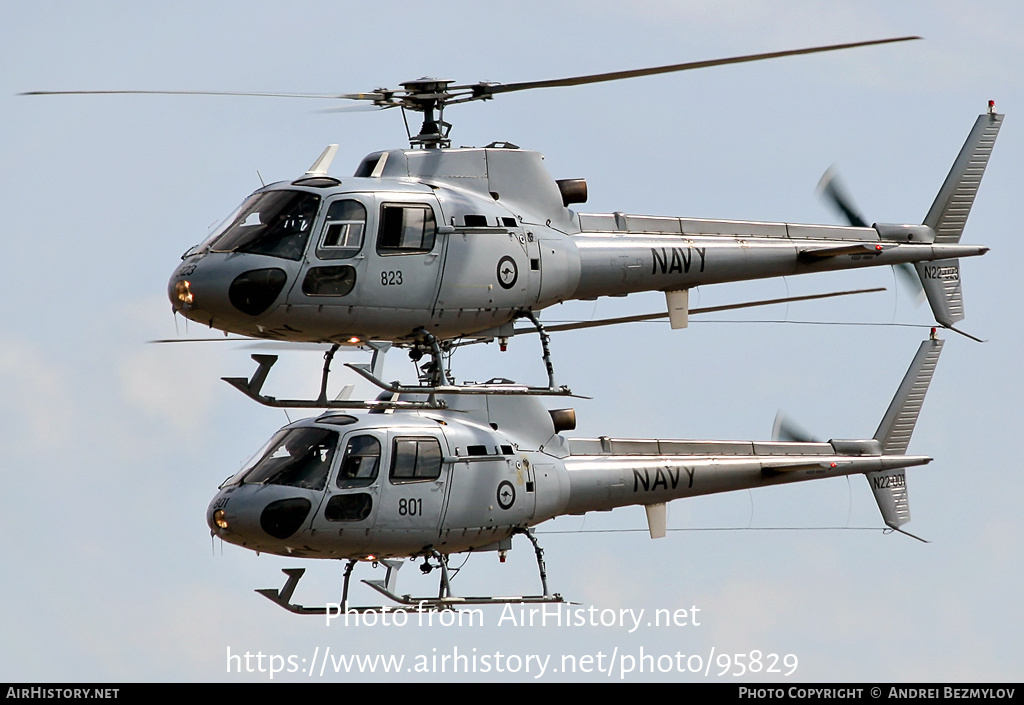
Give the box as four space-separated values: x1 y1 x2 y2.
168 254 291 331
207 484 315 551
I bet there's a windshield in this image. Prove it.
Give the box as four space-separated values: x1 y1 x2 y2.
183 196 250 258
209 190 321 261
241 427 339 490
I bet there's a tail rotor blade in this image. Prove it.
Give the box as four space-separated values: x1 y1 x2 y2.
894 262 926 306
817 166 869 228
817 167 926 306
772 412 820 443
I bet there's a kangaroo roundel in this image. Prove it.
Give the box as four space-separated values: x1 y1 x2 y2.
496 256 518 289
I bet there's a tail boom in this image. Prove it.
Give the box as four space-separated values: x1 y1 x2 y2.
556 336 943 535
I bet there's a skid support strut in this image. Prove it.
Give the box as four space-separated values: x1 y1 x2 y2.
341 558 357 611
316 344 340 405
515 310 557 390
514 527 552 598
410 328 451 388
256 532 565 614
431 550 454 601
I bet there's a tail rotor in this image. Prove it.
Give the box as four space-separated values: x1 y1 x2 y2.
816 166 925 305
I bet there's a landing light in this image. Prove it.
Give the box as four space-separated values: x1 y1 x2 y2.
175 280 193 306
347 336 362 345
214 509 228 529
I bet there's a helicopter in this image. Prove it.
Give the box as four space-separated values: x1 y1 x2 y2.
209 330 944 613
25 37 1002 398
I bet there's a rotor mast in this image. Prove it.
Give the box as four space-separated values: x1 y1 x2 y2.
399 78 456 149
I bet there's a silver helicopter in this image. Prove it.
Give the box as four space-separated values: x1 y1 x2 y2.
26 37 1000 396
25 39 996 610
210 332 944 613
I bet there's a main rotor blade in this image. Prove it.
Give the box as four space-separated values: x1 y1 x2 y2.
459 36 920 97
22 89 384 100
147 337 335 350
316 103 394 114
147 336 254 343
517 287 886 334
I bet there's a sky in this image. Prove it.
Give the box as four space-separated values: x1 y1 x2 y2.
1 0 1021 683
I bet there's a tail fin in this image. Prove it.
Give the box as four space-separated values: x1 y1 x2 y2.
923 109 1002 243
867 334 944 530
917 108 1003 328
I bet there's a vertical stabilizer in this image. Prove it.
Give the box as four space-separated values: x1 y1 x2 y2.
867 335 944 528
923 111 1001 243
917 109 1002 328
916 258 965 328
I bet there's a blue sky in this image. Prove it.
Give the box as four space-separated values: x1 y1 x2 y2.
2 1 1021 682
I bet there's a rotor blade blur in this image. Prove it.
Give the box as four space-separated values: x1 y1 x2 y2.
148 337 252 343
772 412 820 443
815 167 925 305
894 262 926 305
21 89 384 100
148 337 334 350
817 166 869 228
520 287 886 334
316 104 390 114
458 36 920 97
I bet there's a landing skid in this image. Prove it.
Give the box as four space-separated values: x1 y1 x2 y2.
222 343 438 410
362 557 565 609
345 365 579 398
224 326 581 409
257 530 565 614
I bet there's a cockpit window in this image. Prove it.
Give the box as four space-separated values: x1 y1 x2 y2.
222 434 277 488
241 427 338 490
209 190 320 261
336 435 381 488
317 199 367 260
184 198 249 259
377 204 436 254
